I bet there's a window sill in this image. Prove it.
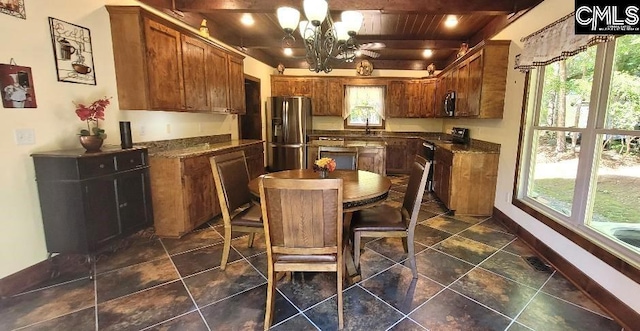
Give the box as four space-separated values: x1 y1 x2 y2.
512 198 640 284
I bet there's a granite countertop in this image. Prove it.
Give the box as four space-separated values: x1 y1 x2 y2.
309 140 386 148
148 139 263 158
310 130 500 154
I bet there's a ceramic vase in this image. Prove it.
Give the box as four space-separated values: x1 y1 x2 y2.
319 169 329 178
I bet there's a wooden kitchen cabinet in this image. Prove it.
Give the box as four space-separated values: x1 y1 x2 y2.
107 6 244 114
227 54 246 114
271 76 312 97
181 34 210 112
433 147 499 216
31 148 153 255
422 80 436 117
150 141 264 237
435 40 509 118
357 147 386 175
311 78 343 116
387 81 406 118
144 18 185 111
385 138 408 174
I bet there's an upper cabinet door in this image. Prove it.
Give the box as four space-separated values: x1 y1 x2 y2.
422 80 436 118
181 35 210 112
227 55 246 114
207 47 229 112
312 79 328 115
143 18 185 110
467 52 483 117
326 79 344 116
387 81 406 118
456 61 470 116
406 80 423 117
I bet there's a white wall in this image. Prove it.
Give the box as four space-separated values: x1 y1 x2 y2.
0 0 273 278
444 0 640 311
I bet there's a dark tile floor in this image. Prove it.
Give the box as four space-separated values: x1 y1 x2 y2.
0 176 624 331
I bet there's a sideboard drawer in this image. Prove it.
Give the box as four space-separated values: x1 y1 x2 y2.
117 150 146 171
78 156 116 178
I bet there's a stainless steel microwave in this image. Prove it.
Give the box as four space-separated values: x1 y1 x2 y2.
444 90 456 116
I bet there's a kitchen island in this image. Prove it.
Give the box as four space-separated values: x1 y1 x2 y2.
308 139 387 175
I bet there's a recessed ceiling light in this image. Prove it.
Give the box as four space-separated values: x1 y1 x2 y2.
422 49 433 57
241 13 255 26
283 47 293 56
444 15 458 28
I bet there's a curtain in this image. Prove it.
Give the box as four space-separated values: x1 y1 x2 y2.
514 12 615 71
343 86 386 120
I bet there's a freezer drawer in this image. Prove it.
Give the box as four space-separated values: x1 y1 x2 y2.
268 145 306 172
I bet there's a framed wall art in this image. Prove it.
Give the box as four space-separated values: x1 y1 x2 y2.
48 17 96 85
0 61 37 108
0 0 26 19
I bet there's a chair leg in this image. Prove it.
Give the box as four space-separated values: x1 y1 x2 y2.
248 232 255 248
264 268 276 330
401 237 409 253
337 256 344 329
353 232 362 268
221 227 232 270
406 233 418 279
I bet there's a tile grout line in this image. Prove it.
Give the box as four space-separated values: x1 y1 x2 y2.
503 269 555 330
159 239 213 331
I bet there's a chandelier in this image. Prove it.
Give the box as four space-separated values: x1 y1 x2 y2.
276 0 364 73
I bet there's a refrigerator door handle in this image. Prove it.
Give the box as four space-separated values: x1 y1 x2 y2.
282 100 288 143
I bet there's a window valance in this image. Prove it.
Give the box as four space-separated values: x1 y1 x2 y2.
514 12 614 71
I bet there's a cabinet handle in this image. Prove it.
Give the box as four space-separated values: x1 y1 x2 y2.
119 202 128 208
130 159 134 163
99 164 105 168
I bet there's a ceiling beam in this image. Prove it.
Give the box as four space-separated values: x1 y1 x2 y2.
277 59 448 71
240 38 464 50
173 0 540 15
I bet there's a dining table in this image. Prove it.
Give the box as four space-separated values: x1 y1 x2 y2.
248 169 392 283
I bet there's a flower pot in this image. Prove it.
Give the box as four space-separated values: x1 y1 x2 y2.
319 169 329 178
79 135 104 152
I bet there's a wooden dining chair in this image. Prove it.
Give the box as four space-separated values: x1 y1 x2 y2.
351 155 431 278
210 151 263 270
319 146 358 170
259 177 345 330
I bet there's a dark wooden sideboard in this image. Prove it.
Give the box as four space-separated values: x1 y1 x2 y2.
31 147 153 257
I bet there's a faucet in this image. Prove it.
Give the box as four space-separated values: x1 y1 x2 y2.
365 118 371 135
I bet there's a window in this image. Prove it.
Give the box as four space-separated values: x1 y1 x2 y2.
344 86 385 128
518 35 640 261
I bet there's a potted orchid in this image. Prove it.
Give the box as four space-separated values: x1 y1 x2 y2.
75 97 110 151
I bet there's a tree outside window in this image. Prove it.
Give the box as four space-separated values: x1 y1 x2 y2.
344 86 385 128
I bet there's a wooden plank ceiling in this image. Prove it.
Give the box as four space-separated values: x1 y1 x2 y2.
141 0 543 71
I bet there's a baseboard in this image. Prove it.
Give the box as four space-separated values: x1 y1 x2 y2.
0 258 53 298
493 207 639 330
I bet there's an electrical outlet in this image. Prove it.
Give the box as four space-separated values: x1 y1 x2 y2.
139 125 146 136
14 128 35 145
198 123 203 133
166 124 171 134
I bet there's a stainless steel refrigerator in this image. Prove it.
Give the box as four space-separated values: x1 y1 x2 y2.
267 96 312 171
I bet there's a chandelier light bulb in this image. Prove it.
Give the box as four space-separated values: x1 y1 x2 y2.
277 7 300 32
333 22 349 41
303 0 328 26
341 11 363 34
283 48 293 56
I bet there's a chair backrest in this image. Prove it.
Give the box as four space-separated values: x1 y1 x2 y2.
318 146 358 170
402 155 431 229
259 177 343 255
210 151 252 221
